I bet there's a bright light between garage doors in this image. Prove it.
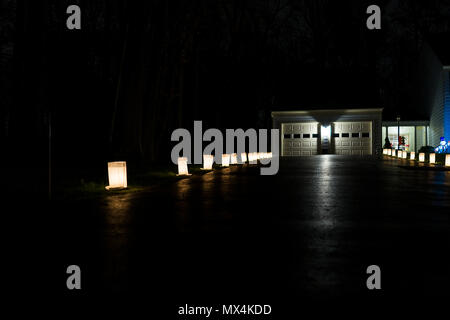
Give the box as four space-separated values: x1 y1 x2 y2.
321 125 331 138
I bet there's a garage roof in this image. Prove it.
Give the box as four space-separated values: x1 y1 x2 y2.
271 108 383 117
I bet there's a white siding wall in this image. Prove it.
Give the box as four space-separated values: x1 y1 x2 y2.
430 71 447 146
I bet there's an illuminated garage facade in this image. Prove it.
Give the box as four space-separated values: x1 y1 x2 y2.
271 108 383 156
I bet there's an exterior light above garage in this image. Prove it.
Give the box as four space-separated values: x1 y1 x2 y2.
106 161 127 190
320 125 331 138
177 157 191 176
202 155 214 170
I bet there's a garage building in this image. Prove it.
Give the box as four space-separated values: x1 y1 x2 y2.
271 108 383 156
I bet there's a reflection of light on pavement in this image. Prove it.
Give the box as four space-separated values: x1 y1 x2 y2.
318 156 332 202
200 172 215 212
103 193 134 291
105 194 133 234
173 168 234 230
304 155 342 291
174 177 193 228
314 155 337 230
175 177 192 200
321 154 331 169
219 168 231 195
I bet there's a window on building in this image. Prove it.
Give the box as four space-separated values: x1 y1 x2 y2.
333 133 339 138
293 134 301 139
342 133 349 137
352 133 359 138
284 134 291 139
387 126 415 151
362 132 370 138
312 134 318 138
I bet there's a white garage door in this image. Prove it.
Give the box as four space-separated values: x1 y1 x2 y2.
282 122 318 156
333 121 372 155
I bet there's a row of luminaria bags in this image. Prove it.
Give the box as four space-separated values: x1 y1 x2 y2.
106 150 448 190
105 152 273 190
383 149 450 166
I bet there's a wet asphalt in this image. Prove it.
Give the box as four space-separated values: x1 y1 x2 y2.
17 156 450 309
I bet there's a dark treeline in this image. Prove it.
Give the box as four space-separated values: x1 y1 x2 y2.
2 0 450 181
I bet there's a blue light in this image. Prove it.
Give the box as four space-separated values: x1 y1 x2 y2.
435 137 450 153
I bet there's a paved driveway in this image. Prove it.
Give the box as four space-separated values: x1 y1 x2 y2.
46 156 449 305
